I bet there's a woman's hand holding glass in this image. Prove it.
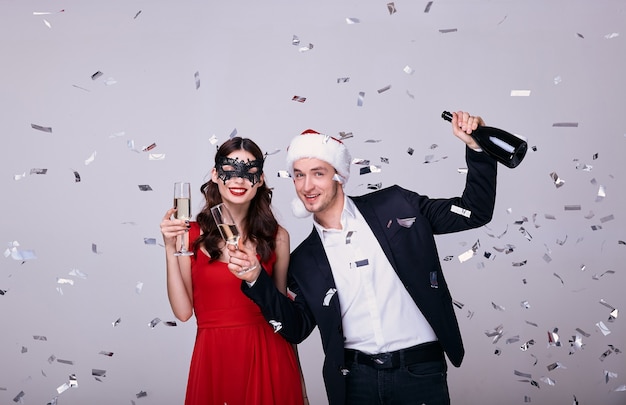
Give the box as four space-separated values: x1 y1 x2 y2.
160 207 191 253
211 203 260 277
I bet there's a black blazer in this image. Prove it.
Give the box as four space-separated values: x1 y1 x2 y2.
243 147 497 405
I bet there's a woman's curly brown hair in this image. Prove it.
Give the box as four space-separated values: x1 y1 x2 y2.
193 137 277 263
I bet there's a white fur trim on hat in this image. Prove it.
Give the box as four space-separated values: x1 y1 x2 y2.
285 130 351 185
290 197 312 218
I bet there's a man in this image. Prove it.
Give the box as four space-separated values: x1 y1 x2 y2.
228 111 498 405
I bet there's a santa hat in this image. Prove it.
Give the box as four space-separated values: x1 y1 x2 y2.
285 129 351 218
286 129 351 184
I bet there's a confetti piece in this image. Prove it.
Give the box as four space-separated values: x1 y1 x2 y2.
564 205 581 211
337 77 350 83
269 320 282 332
72 170 81 182
194 71 200 89
547 362 567 371
31 124 52 133
549 172 565 188
298 43 314 52
149 153 165 160
510 90 531 97
136 282 144 294
387 2 396 14
112 318 121 327
138 185 153 191
148 318 161 328
357 91 365 106
397 217 416 228
451 205 471 218
596 321 611 336
592 270 615 280
323 288 337 306
604 32 619 39
552 122 579 127
136 391 148 398
424 1 433 12
144 238 156 245
291 95 307 103
377 85 391 94
103 77 117 86
346 17 360 24
99 351 114 357
548 328 561 347
439 28 457 33
133 10 142 19
84 151 97 165
142 143 156 152
338 131 353 140
292 35 300 46
403 66 415 74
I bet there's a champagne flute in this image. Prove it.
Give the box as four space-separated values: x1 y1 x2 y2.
210 203 255 274
173 182 194 256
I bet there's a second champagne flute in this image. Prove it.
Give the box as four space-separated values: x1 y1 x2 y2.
210 203 254 274
173 182 194 256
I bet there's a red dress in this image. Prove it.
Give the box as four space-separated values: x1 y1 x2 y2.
184 223 303 405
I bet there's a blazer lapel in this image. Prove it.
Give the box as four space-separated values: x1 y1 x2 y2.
300 228 342 316
352 197 400 271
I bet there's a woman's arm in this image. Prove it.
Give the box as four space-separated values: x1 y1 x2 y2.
160 208 194 321
272 226 309 404
272 225 290 295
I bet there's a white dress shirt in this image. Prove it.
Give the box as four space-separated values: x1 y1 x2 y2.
313 196 437 354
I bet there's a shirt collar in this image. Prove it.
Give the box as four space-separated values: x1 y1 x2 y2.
313 195 357 244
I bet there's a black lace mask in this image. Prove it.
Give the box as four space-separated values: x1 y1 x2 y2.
216 156 264 186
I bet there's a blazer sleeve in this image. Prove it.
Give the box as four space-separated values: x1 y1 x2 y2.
403 146 498 234
241 266 317 344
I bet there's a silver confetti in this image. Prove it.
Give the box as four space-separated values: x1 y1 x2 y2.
357 91 365 106
323 288 337 306
194 71 200 89
148 318 161 328
548 328 561 347
550 172 565 188
451 205 471 218
396 217 416 228
31 124 52 133
269 320 282 333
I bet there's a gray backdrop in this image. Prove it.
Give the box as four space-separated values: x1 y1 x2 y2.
1 1 625 404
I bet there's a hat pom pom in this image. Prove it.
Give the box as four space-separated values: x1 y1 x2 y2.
291 198 311 218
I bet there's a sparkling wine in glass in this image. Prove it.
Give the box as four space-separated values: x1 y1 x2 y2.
210 203 254 274
173 182 194 256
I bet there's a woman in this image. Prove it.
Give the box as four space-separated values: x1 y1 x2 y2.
160 137 307 405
